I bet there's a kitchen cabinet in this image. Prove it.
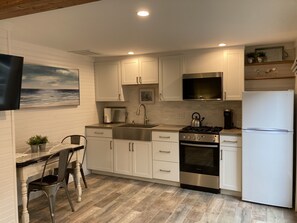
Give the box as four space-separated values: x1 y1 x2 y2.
113 139 152 178
159 55 183 101
220 135 242 192
86 128 114 172
94 60 124 101
121 56 158 85
223 47 244 100
152 131 179 182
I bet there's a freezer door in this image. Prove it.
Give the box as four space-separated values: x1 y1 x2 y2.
242 130 293 208
242 91 294 131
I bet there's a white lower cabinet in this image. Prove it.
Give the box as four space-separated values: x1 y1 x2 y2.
220 135 242 192
113 139 152 178
152 131 179 182
86 128 113 172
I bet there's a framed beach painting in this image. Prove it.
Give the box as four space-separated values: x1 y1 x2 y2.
20 64 80 108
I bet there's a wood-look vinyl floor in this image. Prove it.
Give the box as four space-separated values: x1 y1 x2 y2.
22 174 297 223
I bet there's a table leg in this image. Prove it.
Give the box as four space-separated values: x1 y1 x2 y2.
20 178 29 223
75 152 82 202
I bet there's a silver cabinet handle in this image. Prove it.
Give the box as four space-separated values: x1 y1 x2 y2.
159 136 170 139
139 76 142 84
159 150 170 153
118 94 121 101
136 77 138 84
132 142 134 152
110 141 112 150
159 93 162 101
224 92 227 100
223 140 238 143
159 169 171 173
129 142 131 151
220 150 223 160
94 132 104 135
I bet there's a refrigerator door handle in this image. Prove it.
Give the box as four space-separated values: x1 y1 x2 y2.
244 128 290 132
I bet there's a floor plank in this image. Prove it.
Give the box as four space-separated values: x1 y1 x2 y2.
21 174 297 223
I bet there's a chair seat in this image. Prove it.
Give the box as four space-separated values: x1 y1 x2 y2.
30 175 59 186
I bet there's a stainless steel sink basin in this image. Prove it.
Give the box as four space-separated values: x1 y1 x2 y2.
118 123 158 128
113 123 158 141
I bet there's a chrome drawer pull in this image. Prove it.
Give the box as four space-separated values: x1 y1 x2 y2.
159 136 170 139
223 140 238 143
159 169 171 173
159 150 170 153
94 132 104 135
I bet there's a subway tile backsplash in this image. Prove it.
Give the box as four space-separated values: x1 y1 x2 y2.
97 85 242 128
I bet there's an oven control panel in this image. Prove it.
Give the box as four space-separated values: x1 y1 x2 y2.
179 133 219 143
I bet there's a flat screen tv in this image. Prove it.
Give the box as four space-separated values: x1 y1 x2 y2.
0 53 24 111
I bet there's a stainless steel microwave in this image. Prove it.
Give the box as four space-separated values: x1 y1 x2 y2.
182 72 223 100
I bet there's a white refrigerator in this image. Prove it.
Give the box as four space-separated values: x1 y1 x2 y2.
242 90 294 208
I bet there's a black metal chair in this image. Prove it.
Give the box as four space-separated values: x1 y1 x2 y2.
27 148 75 223
61 135 88 188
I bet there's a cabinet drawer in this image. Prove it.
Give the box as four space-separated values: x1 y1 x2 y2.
152 131 179 142
153 161 179 182
153 141 179 162
220 135 242 147
86 128 112 138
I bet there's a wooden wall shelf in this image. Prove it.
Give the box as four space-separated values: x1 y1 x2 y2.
245 75 295 80
245 60 294 66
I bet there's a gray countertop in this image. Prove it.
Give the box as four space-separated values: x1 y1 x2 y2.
85 123 185 132
220 128 242 136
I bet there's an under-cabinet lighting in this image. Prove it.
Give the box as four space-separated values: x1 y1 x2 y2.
218 43 226 47
128 51 134 55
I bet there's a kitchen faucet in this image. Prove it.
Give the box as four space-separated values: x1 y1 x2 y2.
136 104 149 125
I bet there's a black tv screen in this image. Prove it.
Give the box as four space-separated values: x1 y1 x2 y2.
0 53 24 111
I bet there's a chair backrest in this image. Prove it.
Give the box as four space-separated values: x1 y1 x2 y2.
41 148 74 183
61 135 87 164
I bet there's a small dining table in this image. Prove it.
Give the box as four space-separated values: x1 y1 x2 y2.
16 143 84 223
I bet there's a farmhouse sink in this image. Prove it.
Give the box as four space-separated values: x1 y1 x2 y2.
113 123 158 141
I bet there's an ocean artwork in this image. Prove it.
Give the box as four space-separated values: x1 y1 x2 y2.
20 64 79 108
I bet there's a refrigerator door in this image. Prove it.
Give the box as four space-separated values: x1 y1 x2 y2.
242 130 293 208
242 91 294 131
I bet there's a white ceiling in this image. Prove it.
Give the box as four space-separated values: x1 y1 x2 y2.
2 0 297 57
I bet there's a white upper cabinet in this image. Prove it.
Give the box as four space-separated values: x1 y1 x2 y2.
223 47 244 100
121 56 158 85
183 48 224 73
94 60 124 101
159 55 183 101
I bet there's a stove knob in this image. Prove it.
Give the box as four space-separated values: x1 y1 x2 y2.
182 135 186 139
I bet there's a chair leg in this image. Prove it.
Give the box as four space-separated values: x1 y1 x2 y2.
63 183 75 212
47 194 56 223
80 168 88 188
72 172 77 188
65 172 70 185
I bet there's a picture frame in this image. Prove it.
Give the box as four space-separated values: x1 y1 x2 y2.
139 88 154 104
20 64 80 108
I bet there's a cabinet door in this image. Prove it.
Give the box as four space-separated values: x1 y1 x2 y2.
121 58 139 85
223 47 244 100
159 55 183 101
139 56 158 84
95 61 123 101
132 141 152 178
86 137 113 172
220 146 242 192
113 140 132 175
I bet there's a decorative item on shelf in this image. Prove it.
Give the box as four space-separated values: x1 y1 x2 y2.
26 135 49 153
255 51 266 63
139 88 154 104
246 52 256 64
255 46 287 62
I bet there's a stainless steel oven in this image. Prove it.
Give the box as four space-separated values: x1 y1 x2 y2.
179 126 222 193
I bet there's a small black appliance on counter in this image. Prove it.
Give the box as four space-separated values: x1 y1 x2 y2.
224 109 233 129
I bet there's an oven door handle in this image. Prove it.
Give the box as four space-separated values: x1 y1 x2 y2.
180 142 218 148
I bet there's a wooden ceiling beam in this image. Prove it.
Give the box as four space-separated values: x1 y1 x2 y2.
0 0 100 20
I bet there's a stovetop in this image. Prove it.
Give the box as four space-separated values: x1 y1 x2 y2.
180 126 223 134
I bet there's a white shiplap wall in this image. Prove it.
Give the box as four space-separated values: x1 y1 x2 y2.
0 27 18 223
11 41 98 149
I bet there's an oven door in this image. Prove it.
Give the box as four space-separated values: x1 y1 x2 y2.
180 141 219 176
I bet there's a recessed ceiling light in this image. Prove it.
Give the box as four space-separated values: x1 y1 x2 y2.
218 43 226 47
128 51 134 55
137 10 149 17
